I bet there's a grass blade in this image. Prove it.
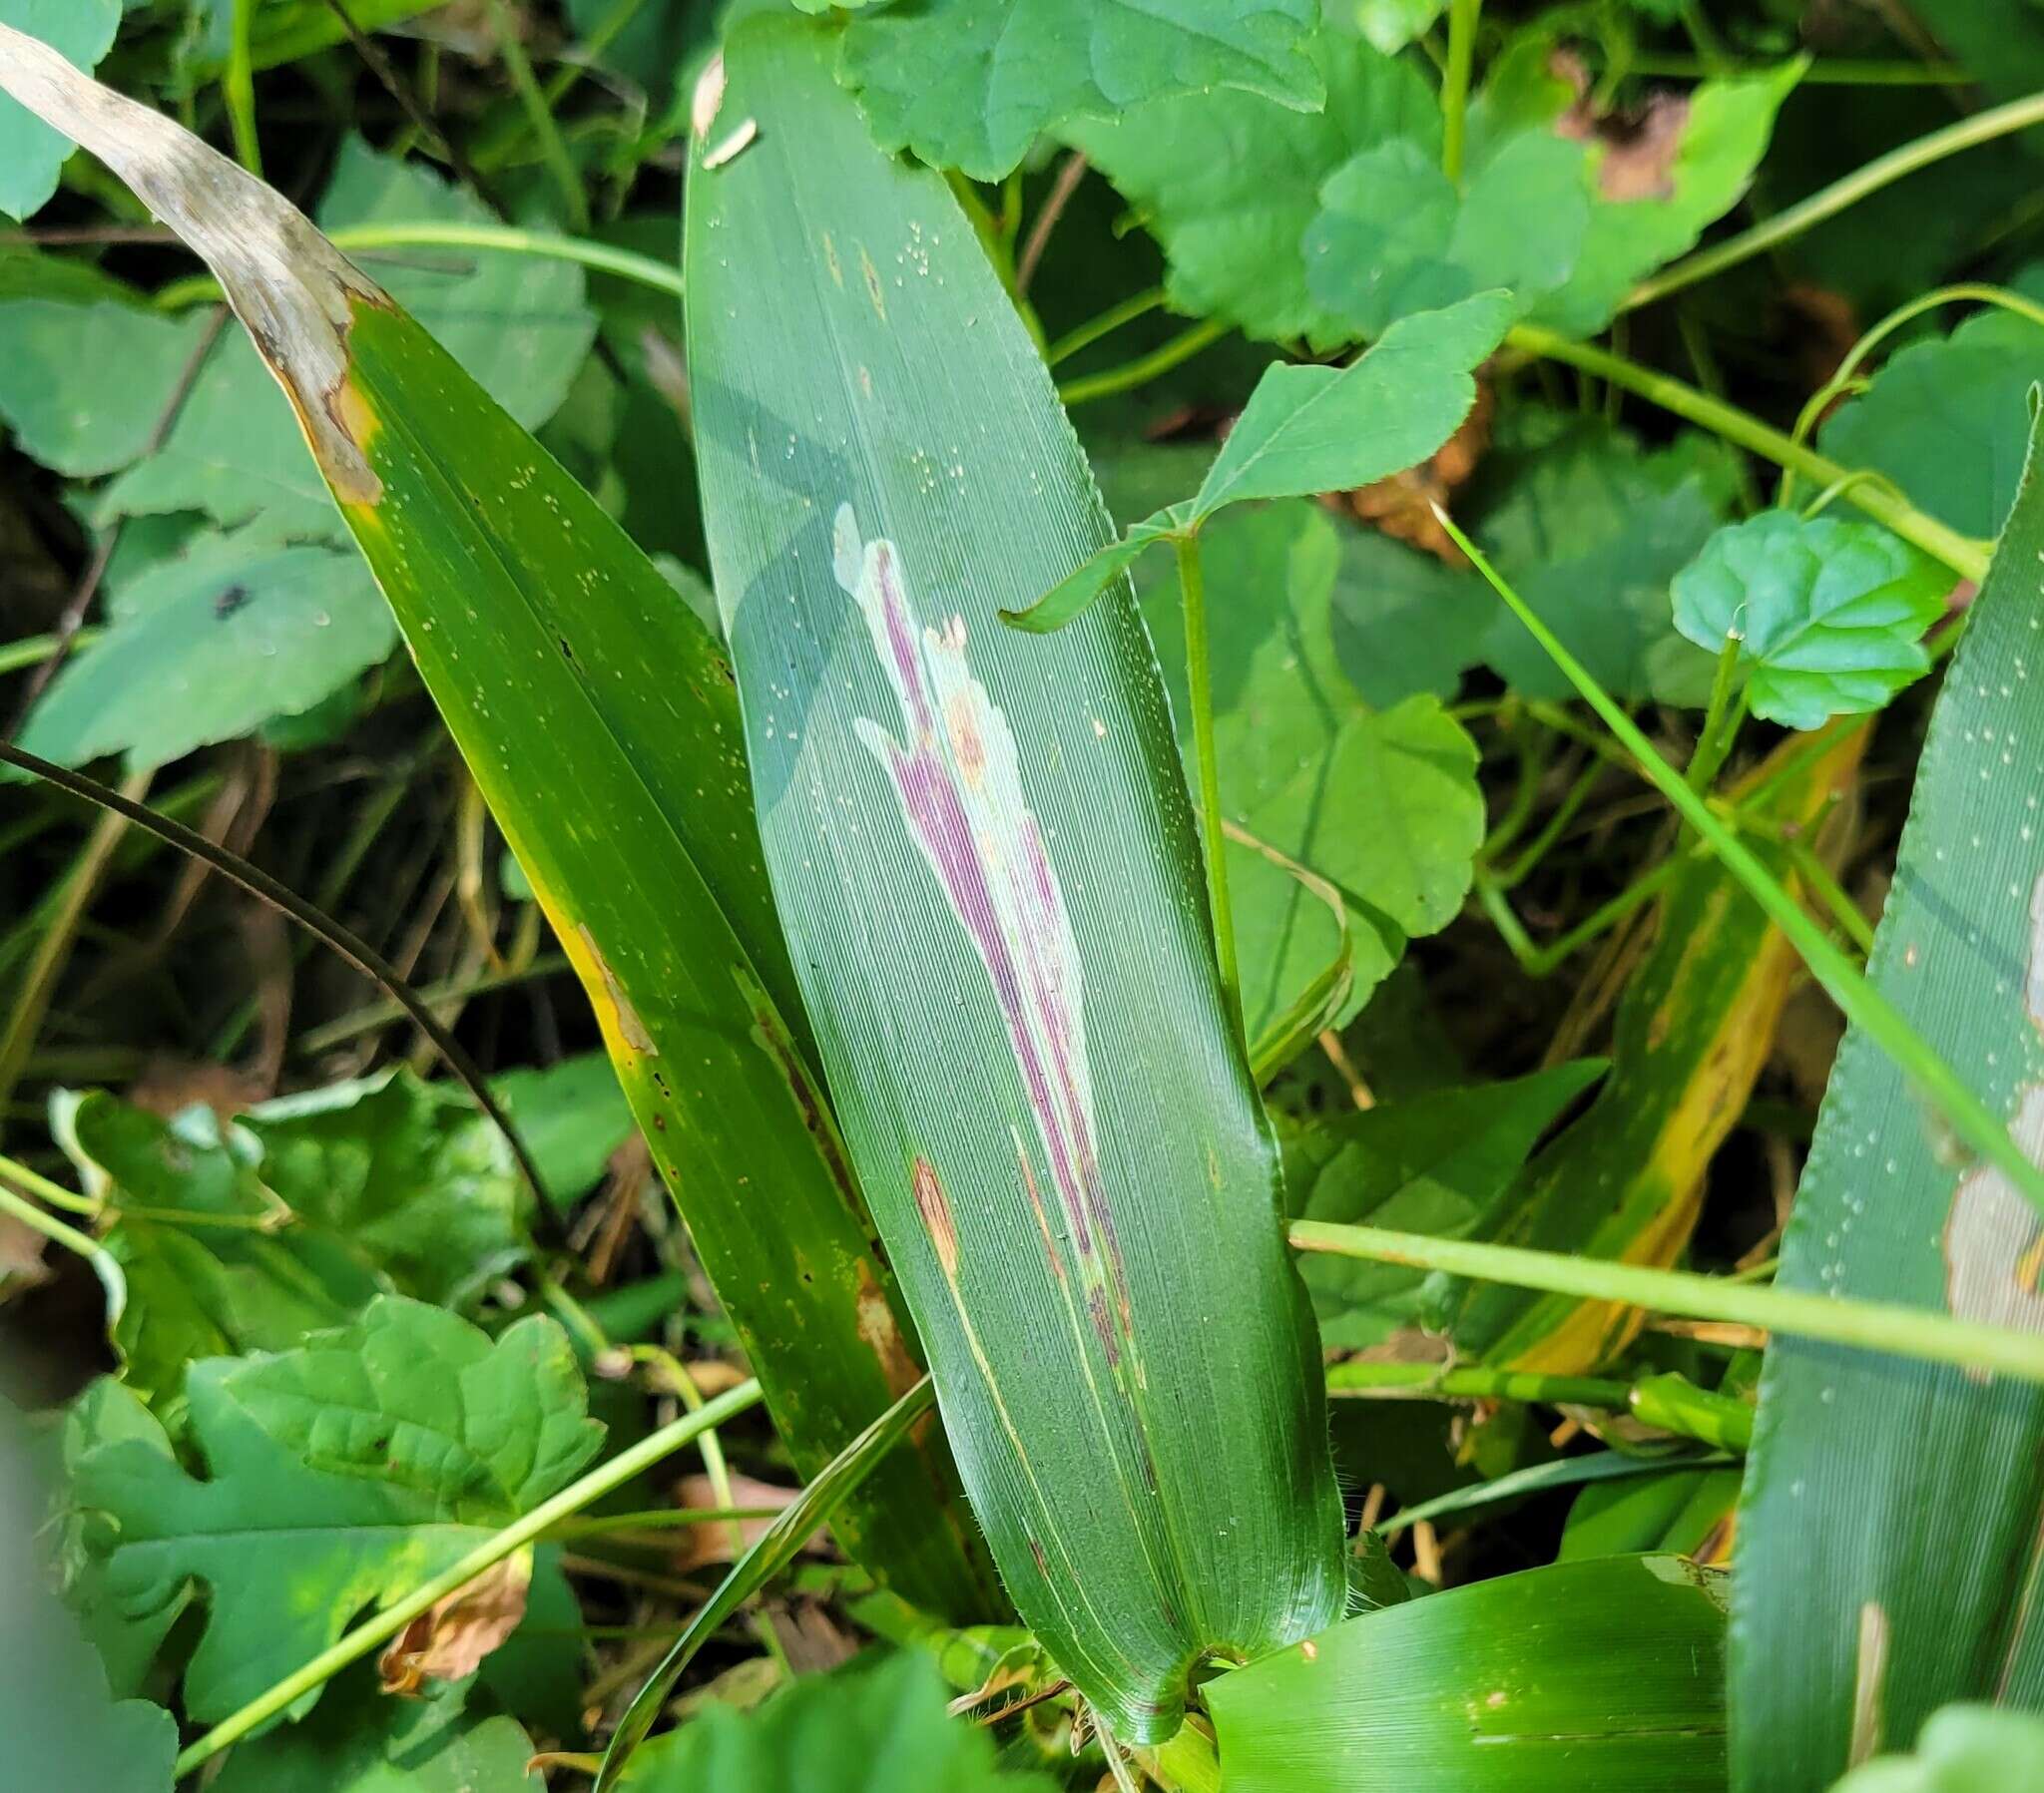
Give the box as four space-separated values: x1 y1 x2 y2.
686 14 1346 1742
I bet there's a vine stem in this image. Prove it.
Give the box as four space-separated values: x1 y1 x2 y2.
1440 0 1483 184
1176 533 1241 1042
1289 1221 2044 1384
154 223 686 312
1504 322 1990 583
0 1161 126 1318
173 1378 765 1775
1057 317 1229 406
1686 631 1748 792
1628 89 2044 310
1433 509 2044 1230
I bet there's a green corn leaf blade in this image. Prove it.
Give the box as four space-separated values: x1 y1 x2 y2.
1007 299 1506 635
1288 1061 1607 1350
1191 292 1511 515
1671 511 1951 728
620 1649 1057 1792
1206 1555 1729 1791
18 526 395 772
0 25 994 1619
1731 417 2044 1783
1304 133 1592 337
0 0 117 220
69 1295 598 1724
835 0 1323 182
1820 297 2044 542
1065 28 1439 349
686 13 1346 1742
1455 722 1870 1372
1830 1705 2044 1792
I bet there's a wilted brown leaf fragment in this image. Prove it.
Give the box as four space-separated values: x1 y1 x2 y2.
378 1552 532 1695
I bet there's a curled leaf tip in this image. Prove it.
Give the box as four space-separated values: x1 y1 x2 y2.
0 22 385 504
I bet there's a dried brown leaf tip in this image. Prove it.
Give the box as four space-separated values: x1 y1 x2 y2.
378 1552 532 1695
1341 382 1493 566
1549 50 1690 202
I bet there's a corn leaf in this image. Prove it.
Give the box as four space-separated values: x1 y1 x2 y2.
1732 417 2044 1783
1455 721 1869 1372
1205 1555 1729 1790
685 13 1346 1742
0 22 994 1619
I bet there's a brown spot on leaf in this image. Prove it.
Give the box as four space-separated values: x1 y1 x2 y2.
1086 1285 1121 1367
912 1156 959 1279
854 1259 923 1398
944 689 987 787
858 245 886 321
1550 50 1691 201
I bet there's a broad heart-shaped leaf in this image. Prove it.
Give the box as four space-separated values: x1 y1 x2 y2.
0 297 217 476
1731 421 2044 1786
1475 407 1733 704
621 1649 1057 1791
1008 294 1510 632
1820 298 2044 543
0 0 117 219
490 1052 637 1208
243 1069 531 1307
1452 722 1870 1374
836 0 1322 182
1064 28 1439 348
1304 132 1591 337
1206 1556 1729 1791
72 1295 601 1724
1830 1706 2044 1792
211 1671 542 1793
1286 1063 1606 1350
56 1092 381 1415
100 136 597 538
0 22 996 1619
1137 501 1486 1039
18 525 395 771
1672 510 1951 729
689 13 1345 1742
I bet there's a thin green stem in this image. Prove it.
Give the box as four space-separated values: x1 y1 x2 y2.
1440 0 1482 185
1615 55 1966 85
1786 837 1875 958
1477 850 1685 979
1177 533 1241 1042
0 628 102 675
1628 90 2044 310
0 1150 96 1215
1046 285 1166 367
155 224 685 312
0 1165 125 1320
1376 1449 1730 1537
293 952 569 1055
1687 634 1748 792
174 1378 764 1775
1496 753 1603 889
225 0 262 176
1057 317 1229 407
1506 323 1989 583
1327 1361 1628 1407
1291 1219 2044 1384
1436 511 2044 1231
484 0 589 231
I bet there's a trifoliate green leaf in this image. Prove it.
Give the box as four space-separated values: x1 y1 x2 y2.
1820 301 2044 542
17 526 394 772
72 1295 602 1723
1671 510 1951 728
1287 1064 1606 1348
838 0 1322 182
1305 132 1591 335
0 0 120 220
1065 30 1437 347
621 1649 1058 1790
